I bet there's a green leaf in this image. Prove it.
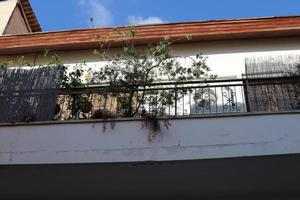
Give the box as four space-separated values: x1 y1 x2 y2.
43 49 49 57
186 35 193 41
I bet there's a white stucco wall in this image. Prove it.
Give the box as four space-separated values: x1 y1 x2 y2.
173 38 300 78
0 113 300 165
2 37 300 78
7 37 298 79
0 0 18 35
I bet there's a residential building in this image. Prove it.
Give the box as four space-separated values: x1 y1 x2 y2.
0 1 300 199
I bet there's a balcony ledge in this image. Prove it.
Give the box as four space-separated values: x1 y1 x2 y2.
0 110 299 127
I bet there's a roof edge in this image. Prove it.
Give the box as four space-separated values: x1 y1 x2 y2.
2 14 300 37
1 15 300 55
19 0 41 32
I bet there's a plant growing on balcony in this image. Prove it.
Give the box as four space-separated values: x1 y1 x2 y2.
0 29 213 138
91 29 211 116
89 28 213 138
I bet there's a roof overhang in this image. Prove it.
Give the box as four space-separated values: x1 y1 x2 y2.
19 0 41 33
1 16 300 56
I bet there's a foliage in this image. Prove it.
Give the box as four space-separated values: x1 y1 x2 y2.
141 109 171 141
294 63 300 75
60 62 85 89
90 28 213 119
0 56 28 68
0 28 214 136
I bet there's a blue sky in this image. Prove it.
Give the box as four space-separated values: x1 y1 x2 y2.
30 0 300 31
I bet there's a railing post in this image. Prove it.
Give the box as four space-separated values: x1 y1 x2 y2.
244 79 251 112
174 85 178 116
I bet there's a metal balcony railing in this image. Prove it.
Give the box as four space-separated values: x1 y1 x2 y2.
54 76 300 120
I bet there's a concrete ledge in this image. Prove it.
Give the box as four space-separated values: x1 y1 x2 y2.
0 110 299 127
1 112 300 165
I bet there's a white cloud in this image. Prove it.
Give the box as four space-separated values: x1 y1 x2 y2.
78 0 86 6
127 16 166 25
78 0 113 27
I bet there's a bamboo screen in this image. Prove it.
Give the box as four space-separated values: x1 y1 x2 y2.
245 55 300 112
0 67 63 123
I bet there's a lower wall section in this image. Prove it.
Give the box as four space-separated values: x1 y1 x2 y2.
0 113 300 164
1 154 300 199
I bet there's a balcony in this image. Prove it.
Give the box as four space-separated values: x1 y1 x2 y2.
0 75 300 164
1 75 300 199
